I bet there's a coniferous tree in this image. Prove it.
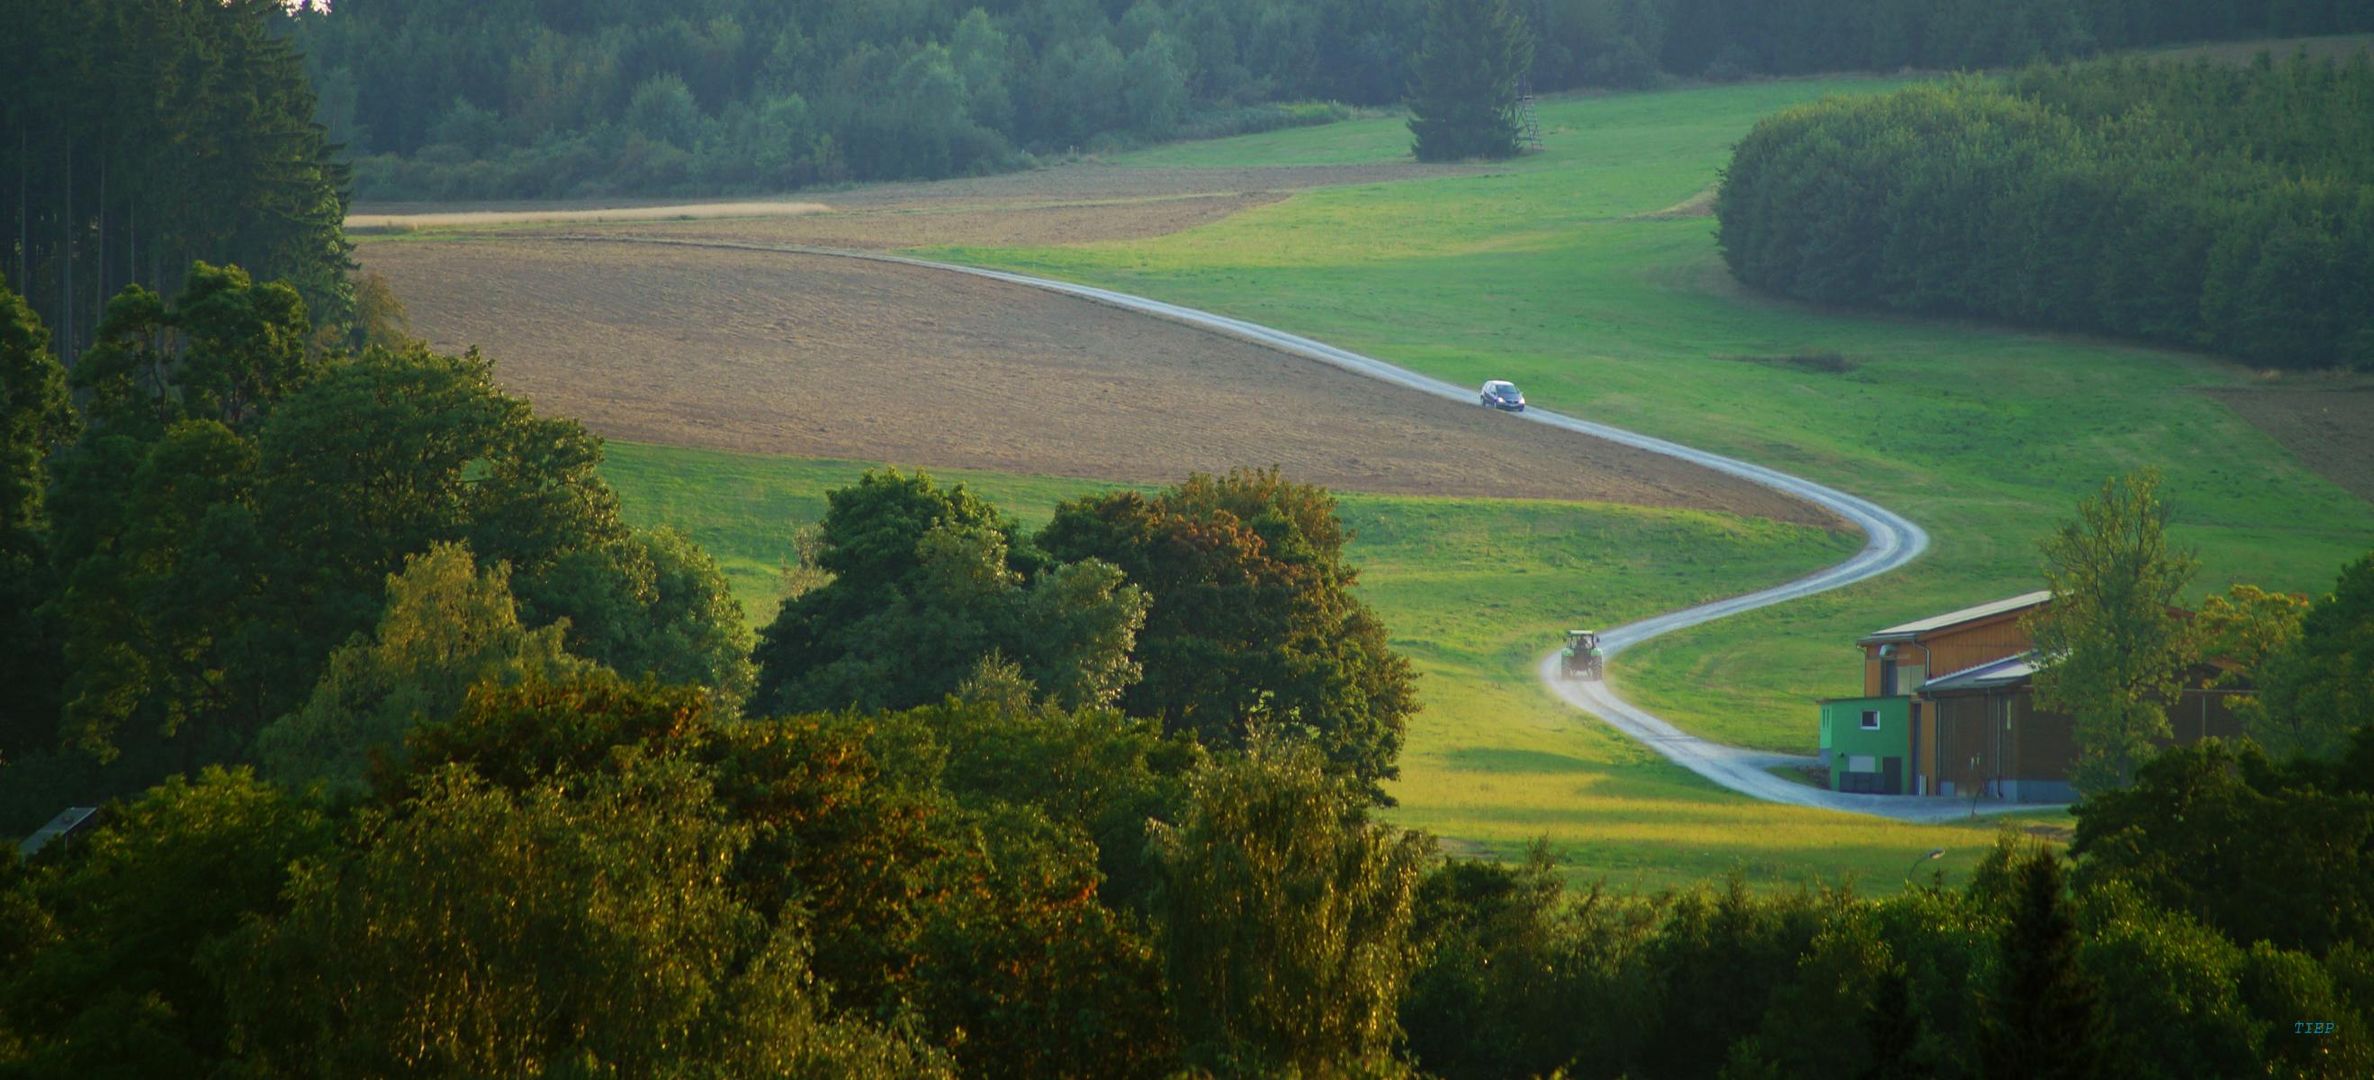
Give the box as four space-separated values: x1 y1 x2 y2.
1718 55 2374 371
1408 0 1535 161
2255 551 2374 760
0 279 74 758
1978 851 2110 1080
1860 962 1930 1080
0 0 352 358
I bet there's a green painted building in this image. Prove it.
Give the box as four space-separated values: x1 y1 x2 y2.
1819 696 1912 794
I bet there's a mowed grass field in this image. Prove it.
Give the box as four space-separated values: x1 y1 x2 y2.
601 441 2049 893
927 77 2374 753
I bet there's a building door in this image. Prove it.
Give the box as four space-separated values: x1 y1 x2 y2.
1908 702 1924 795
1883 757 1902 795
1993 694 2011 799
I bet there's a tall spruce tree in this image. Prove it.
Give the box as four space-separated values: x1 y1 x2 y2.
2255 551 2374 760
1978 851 2109 1080
0 279 75 758
0 0 353 359
1408 0 1535 161
1859 962 1929 1080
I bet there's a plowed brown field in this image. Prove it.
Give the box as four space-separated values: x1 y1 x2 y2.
2203 384 2374 504
354 162 1836 527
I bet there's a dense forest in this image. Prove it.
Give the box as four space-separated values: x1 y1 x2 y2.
0 0 353 364
7 259 2374 1074
1718 52 2374 371
291 0 2374 199
3 266 2372 1071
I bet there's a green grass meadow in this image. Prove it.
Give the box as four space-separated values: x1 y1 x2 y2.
603 440 2056 893
595 73 2374 892
929 78 2374 753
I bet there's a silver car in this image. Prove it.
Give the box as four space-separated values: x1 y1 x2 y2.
1479 379 1526 412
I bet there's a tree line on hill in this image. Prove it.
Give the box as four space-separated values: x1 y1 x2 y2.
1649 0 2374 82
286 0 2374 199
1718 52 2374 371
6 260 2374 1072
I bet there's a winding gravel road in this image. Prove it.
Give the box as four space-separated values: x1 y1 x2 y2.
560 234 2027 823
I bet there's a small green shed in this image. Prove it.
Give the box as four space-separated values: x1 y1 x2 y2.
1819 696 1912 794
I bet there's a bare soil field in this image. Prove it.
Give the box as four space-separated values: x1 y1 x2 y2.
352 161 1488 250
348 201 831 231
2203 383 2374 504
357 235 1833 526
599 191 1292 250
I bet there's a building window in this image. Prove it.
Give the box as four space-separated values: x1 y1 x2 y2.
1848 755 1877 773
1861 709 1881 731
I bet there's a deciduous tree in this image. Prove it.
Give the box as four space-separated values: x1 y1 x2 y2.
0 768 333 1075
2073 723 2374 958
223 757 945 1077
2025 470 2199 794
754 470 1145 715
1148 737 1430 1075
1039 468 1417 801
0 280 74 757
254 542 598 794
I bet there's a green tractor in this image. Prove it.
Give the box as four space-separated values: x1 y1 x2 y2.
1559 629 1603 680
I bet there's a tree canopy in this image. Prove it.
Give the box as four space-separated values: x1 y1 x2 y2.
0 281 75 758
271 0 2374 199
1150 736 1430 1074
0 270 752 830
253 541 598 795
0 0 353 362
1407 0 1535 162
1038 467 1418 801
1719 55 2374 371
2254 552 2374 760
752 468 1147 715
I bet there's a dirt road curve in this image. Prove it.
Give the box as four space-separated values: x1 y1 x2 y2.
761 243 2041 824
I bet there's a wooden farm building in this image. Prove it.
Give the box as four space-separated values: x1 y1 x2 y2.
1817 591 2250 802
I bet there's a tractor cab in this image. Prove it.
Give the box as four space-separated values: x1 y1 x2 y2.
1559 629 1604 680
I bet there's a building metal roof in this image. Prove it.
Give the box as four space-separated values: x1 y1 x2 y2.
17 806 100 860
1858 590 2051 643
1919 653 2039 694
